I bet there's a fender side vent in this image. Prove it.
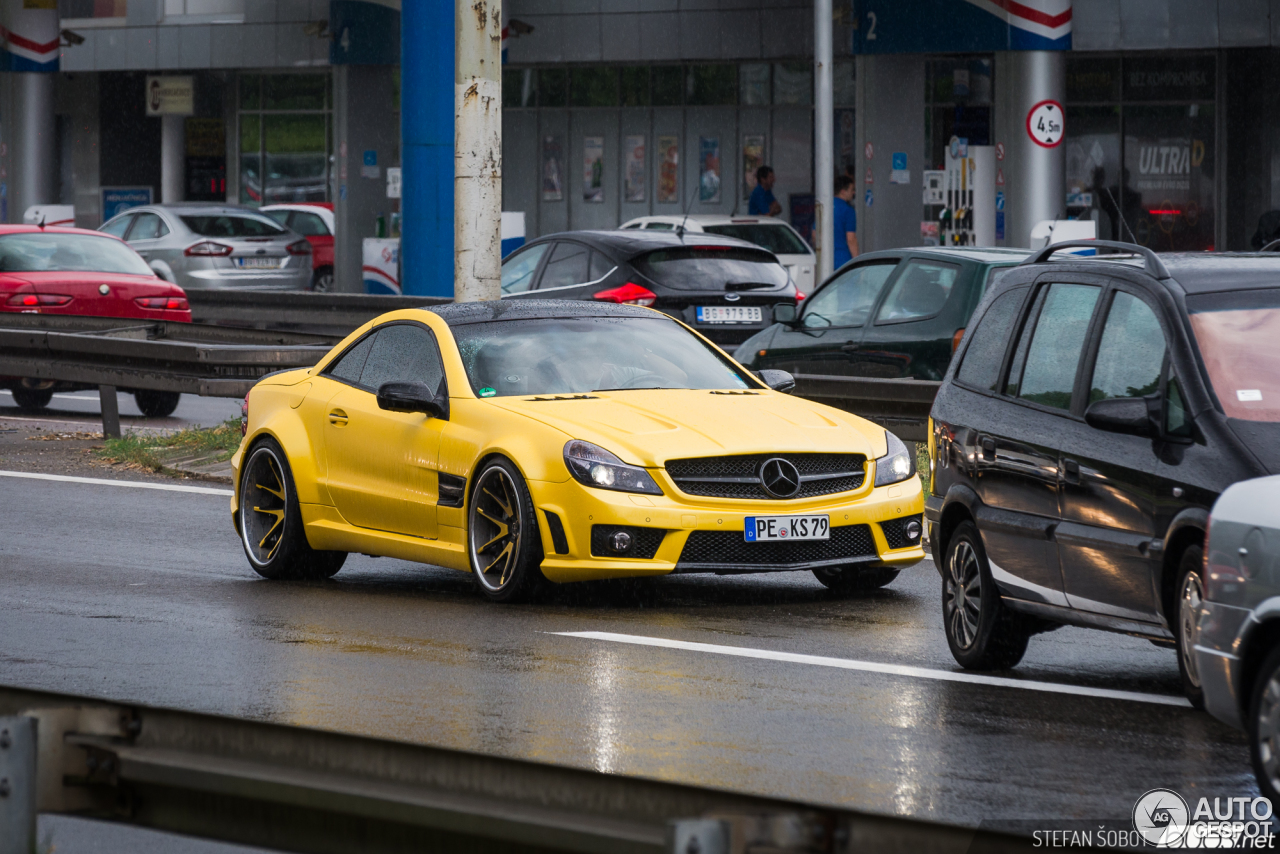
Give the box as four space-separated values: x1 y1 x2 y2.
439 473 466 508
544 510 570 554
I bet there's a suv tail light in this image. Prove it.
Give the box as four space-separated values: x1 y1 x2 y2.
185 241 233 257
286 239 312 256
6 293 72 307
241 393 249 436
594 282 657 307
951 328 965 353
135 296 190 310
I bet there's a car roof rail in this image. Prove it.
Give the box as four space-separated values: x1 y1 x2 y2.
1262 239 1280 252
1022 239 1171 280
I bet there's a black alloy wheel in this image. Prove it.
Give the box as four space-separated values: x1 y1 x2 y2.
312 267 334 293
942 521 1033 670
468 458 545 603
134 390 181 418
812 565 900 594
1174 544 1206 709
11 387 53 411
238 437 345 580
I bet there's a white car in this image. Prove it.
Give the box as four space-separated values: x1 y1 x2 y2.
619 214 816 293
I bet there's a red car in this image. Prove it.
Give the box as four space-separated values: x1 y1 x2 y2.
261 203 335 292
0 225 192 417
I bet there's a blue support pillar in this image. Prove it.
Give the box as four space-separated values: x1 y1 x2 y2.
400 0 454 297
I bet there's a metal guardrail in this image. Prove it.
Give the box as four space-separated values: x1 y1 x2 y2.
792 373 939 442
186 289 450 332
0 684 1075 854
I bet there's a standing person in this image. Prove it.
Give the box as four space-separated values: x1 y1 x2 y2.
749 166 783 217
833 175 859 269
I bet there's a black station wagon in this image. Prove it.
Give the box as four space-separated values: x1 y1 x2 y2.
926 240 1280 706
733 247 1028 380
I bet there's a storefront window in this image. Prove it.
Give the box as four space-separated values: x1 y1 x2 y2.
773 63 812 106
503 68 536 108
652 66 683 106
238 73 331 205
1065 106 1122 238
571 67 618 107
925 56 993 169
1125 104 1216 251
619 67 650 107
740 64 770 106
687 65 736 106
538 69 567 107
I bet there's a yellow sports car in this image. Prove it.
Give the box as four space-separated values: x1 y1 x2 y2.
230 300 925 602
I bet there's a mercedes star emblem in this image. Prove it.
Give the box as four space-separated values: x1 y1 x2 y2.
759 457 801 498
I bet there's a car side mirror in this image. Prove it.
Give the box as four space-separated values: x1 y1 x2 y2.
773 304 798 325
755 369 795 394
1084 396 1156 437
377 381 449 420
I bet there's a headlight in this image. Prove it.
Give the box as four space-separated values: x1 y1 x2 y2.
874 430 915 487
564 440 663 495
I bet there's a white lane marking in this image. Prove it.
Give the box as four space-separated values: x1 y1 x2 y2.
0 469 232 496
554 631 1192 708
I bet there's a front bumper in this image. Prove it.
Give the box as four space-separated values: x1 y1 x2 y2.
528 475 925 583
1195 600 1254 731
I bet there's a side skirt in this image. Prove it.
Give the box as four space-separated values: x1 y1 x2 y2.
1002 596 1175 643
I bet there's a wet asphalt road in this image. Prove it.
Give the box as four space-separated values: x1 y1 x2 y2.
0 472 1257 832
0 388 241 431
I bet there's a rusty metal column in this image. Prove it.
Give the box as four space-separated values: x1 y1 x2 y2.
814 0 833 280
455 0 502 303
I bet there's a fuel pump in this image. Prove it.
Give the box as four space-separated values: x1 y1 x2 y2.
937 143 995 246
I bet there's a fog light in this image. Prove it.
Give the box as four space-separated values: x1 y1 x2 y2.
905 520 922 541
610 530 633 552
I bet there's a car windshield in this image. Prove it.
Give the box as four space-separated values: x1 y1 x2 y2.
702 224 810 255
451 316 754 397
0 233 154 275
179 214 287 238
1187 288 1280 422
632 246 788 291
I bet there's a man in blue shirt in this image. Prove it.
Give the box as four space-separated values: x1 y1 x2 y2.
832 175 859 269
749 166 782 216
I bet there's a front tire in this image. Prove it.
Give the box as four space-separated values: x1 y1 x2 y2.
311 267 334 293
813 565 900 594
1174 544 1206 709
134 390 181 418
942 521 1032 670
1250 645 1280 805
238 437 345 580
468 458 545 603
11 386 53 411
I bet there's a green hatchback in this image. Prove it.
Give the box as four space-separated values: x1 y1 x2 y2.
733 248 1028 380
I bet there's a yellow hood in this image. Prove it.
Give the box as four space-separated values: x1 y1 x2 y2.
485 389 888 468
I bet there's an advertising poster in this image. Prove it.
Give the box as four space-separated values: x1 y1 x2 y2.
699 136 721 204
583 136 604 203
742 135 765 201
623 134 646 203
541 136 563 201
657 135 679 203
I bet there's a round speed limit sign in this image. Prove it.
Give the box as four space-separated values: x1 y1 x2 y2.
1026 100 1064 148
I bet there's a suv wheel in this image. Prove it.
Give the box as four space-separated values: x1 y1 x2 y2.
1174 544 1206 709
942 521 1032 670
1251 646 1280 805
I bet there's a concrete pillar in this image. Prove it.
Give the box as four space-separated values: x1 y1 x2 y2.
161 114 185 204
814 0 833 280
333 64 399 294
854 54 925 254
13 72 55 218
400 0 454 297
454 0 502 303
994 51 1066 248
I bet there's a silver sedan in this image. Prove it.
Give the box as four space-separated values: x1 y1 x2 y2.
99 203 312 291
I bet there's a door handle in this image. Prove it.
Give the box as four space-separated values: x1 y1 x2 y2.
980 437 996 461
1062 459 1081 484
328 408 349 426
840 342 860 351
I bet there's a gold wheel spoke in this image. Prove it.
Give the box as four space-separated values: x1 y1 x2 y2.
476 507 509 536
256 482 284 501
254 507 284 549
485 542 513 578
483 486 513 517
479 530 507 552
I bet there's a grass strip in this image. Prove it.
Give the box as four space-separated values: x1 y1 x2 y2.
97 418 242 472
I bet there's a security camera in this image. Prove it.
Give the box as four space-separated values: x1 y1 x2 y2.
507 18 534 36
60 29 85 46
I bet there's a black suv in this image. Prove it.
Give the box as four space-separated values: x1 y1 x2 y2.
926 240 1280 705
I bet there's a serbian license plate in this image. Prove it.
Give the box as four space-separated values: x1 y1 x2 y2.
744 515 830 542
697 305 762 324
235 256 283 269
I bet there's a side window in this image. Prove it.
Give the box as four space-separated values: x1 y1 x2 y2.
326 333 376 385
645 222 674 230
955 288 1026 391
263 210 291 229
291 212 330 236
500 243 549 294
100 215 134 239
875 259 960 323
589 250 613 282
359 324 446 394
538 241 591 289
1005 283 1101 411
801 261 897 328
129 213 169 240
1089 291 1166 403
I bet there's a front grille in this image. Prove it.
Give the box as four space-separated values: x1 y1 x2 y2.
590 525 666 559
665 453 866 500
880 515 922 550
677 524 876 571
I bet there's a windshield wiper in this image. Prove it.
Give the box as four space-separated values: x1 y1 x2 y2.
725 282 776 291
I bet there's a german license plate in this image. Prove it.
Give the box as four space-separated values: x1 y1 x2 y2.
697 306 762 324
744 515 830 542
235 256 283 269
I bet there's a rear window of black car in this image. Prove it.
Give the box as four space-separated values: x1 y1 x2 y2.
956 287 1027 391
632 246 788 290
180 215 287 238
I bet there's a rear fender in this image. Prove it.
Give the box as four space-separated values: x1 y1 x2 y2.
149 260 176 283
1157 507 1209 622
239 390 328 508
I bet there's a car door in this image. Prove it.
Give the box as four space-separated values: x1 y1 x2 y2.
99 213 136 240
321 322 447 539
854 256 964 379
756 258 898 376
972 280 1104 606
500 242 551 298
124 212 170 265
1055 282 1172 621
